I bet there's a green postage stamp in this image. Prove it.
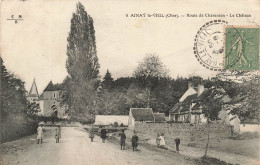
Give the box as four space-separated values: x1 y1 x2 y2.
224 26 260 70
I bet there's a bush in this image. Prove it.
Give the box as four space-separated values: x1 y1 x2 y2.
114 122 119 127
120 123 124 127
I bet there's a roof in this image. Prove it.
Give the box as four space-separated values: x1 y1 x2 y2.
39 93 44 100
94 115 129 126
28 79 39 97
44 81 63 91
130 108 154 121
170 103 181 114
179 87 197 102
153 113 166 122
180 94 198 112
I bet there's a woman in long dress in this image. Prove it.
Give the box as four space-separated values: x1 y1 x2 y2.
159 133 166 148
37 123 44 144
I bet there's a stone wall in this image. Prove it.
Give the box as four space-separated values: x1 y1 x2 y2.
131 123 231 145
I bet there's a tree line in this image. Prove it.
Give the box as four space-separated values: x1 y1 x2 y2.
0 56 40 143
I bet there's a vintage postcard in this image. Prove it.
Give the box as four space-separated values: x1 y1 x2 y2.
0 0 260 165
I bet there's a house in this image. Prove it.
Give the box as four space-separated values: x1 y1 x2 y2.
169 82 240 131
94 115 129 126
169 82 206 123
153 113 166 123
27 80 68 119
128 108 154 130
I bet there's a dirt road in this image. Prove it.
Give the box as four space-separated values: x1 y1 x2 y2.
1 127 196 165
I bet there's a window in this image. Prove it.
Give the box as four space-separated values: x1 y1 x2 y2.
54 94 55 98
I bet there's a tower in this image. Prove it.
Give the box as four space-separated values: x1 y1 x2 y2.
27 78 39 103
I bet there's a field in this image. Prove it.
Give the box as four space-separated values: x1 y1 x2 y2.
121 122 260 165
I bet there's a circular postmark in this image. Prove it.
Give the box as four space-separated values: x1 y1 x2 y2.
194 20 228 71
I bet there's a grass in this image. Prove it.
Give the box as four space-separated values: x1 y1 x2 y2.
188 137 259 158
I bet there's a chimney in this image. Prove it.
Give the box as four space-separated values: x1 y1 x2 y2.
197 84 204 96
188 81 194 89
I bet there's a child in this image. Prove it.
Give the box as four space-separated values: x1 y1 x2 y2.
37 123 44 144
131 131 139 151
89 127 95 142
120 130 126 150
156 133 160 147
55 124 61 143
174 136 180 153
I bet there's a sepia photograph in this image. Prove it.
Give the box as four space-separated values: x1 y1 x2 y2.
0 0 260 164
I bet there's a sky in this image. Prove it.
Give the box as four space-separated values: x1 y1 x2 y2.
1 0 260 93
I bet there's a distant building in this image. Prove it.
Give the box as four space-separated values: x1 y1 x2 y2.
169 82 241 132
153 113 166 123
169 82 207 123
27 78 39 103
94 115 129 126
27 80 68 119
128 108 160 130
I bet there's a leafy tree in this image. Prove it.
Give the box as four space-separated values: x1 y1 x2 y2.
133 54 169 108
230 76 260 122
66 2 99 80
197 86 226 157
0 56 29 118
133 54 169 78
26 102 40 117
126 83 151 108
113 77 134 92
64 2 100 122
101 70 114 90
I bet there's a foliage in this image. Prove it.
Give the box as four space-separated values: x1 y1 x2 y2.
102 70 114 90
0 56 39 143
66 2 99 80
63 2 100 122
114 122 119 127
96 71 129 115
197 86 228 157
26 102 41 117
133 54 169 78
230 75 260 122
1 56 29 118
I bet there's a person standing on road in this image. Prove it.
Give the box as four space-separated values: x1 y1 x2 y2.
159 133 166 148
131 131 139 151
55 124 61 143
120 130 126 150
89 127 95 142
156 133 161 147
100 127 107 143
174 136 180 153
37 122 44 144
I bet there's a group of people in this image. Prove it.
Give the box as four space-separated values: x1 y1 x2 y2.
88 126 107 143
156 133 181 152
36 122 61 144
89 127 180 153
88 127 139 151
119 130 139 151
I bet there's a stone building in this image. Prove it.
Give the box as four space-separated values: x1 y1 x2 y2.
27 80 68 119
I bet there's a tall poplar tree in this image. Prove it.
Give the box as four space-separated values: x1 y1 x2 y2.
64 2 100 121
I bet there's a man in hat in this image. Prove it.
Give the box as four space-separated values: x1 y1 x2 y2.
37 122 44 144
120 130 126 150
